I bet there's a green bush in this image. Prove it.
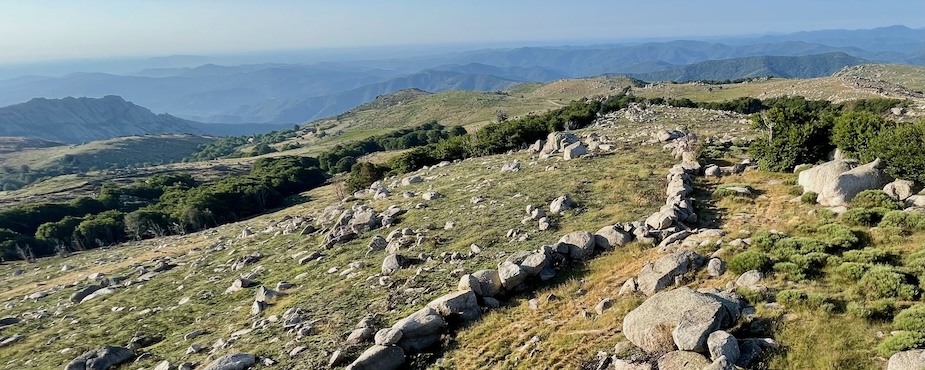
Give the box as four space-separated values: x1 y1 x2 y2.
879 331 925 356
841 207 888 227
748 98 836 172
852 190 902 210
783 178 798 186
772 237 827 259
728 250 773 274
843 248 896 264
893 305 925 332
816 223 861 250
776 289 808 306
878 211 925 233
857 266 919 301
832 111 887 162
835 262 869 281
787 185 804 196
800 191 818 204
788 252 831 279
773 262 805 281
871 118 925 183
848 299 896 321
751 230 786 252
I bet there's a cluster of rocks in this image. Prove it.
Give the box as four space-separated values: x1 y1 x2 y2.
315 203 406 249
616 287 777 370
527 131 616 160
799 158 924 208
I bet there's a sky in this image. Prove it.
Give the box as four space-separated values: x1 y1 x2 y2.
0 0 923 64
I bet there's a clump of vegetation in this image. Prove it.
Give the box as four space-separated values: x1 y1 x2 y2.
840 207 888 227
878 210 925 233
832 111 887 162
847 299 897 321
834 262 869 281
879 331 925 356
857 266 919 301
872 118 925 183
815 223 861 251
728 250 772 274
800 191 818 204
851 190 902 210
776 289 808 306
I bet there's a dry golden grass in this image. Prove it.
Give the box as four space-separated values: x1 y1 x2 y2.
438 246 656 370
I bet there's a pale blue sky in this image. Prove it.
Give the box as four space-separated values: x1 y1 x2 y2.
0 0 922 64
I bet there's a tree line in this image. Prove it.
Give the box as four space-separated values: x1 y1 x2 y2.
0 122 466 261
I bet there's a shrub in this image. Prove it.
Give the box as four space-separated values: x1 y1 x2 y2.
879 331 925 356
893 305 925 332
871 118 925 183
751 230 786 252
800 191 818 204
787 185 804 196
816 223 861 250
776 289 808 306
857 266 919 301
848 299 897 321
773 262 805 281
834 262 869 281
728 250 772 274
816 208 837 221
789 252 831 278
843 248 896 264
783 178 798 186
878 211 925 233
841 207 887 227
832 111 887 162
748 99 836 172
852 190 902 210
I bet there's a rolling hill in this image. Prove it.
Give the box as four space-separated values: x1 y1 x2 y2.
0 95 203 143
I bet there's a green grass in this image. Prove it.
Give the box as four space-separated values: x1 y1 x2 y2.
0 124 673 369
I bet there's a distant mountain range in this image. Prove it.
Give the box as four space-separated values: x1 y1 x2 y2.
0 26 920 128
629 52 867 82
0 96 203 144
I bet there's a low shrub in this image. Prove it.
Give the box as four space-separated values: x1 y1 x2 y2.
772 237 827 259
852 190 903 210
773 262 805 281
787 185 804 196
728 250 773 274
751 230 786 252
816 223 861 250
834 262 869 281
848 299 897 321
857 266 919 301
879 331 925 356
843 248 896 264
788 252 831 278
841 207 888 227
800 191 818 204
878 211 925 233
893 305 925 332
776 289 808 306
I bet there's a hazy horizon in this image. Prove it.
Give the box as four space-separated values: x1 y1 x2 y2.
1 0 923 66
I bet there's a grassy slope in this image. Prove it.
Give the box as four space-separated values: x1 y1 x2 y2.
0 122 679 369
0 134 214 171
837 64 925 92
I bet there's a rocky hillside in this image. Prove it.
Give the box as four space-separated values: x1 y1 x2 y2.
0 96 204 144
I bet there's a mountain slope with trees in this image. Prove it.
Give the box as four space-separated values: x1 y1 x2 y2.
0 96 203 143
